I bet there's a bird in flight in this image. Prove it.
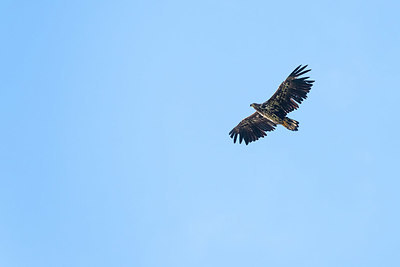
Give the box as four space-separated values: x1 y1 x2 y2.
229 65 314 145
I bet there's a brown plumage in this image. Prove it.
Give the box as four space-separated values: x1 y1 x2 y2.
229 65 314 145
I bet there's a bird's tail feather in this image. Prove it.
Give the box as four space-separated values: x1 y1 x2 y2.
282 118 299 131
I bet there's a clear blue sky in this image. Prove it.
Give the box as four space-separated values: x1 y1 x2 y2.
1 1 400 266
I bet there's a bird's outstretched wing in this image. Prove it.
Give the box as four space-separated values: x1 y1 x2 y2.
262 65 314 119
229 112 276 145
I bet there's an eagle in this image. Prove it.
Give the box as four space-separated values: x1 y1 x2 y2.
229 65 314 145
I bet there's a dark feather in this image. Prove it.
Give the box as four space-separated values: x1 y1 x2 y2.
229 112 276 145
262 65 314 119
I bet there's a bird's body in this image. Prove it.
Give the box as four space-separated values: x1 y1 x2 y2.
229 65 314 145
250 103 286 125
250 103 299 131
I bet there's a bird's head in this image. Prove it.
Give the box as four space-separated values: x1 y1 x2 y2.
250 103 259 109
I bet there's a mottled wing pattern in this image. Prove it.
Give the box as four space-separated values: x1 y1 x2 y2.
229 112 276 145
263 65 314 119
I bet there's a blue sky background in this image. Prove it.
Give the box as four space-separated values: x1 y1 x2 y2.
1 1 400 266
